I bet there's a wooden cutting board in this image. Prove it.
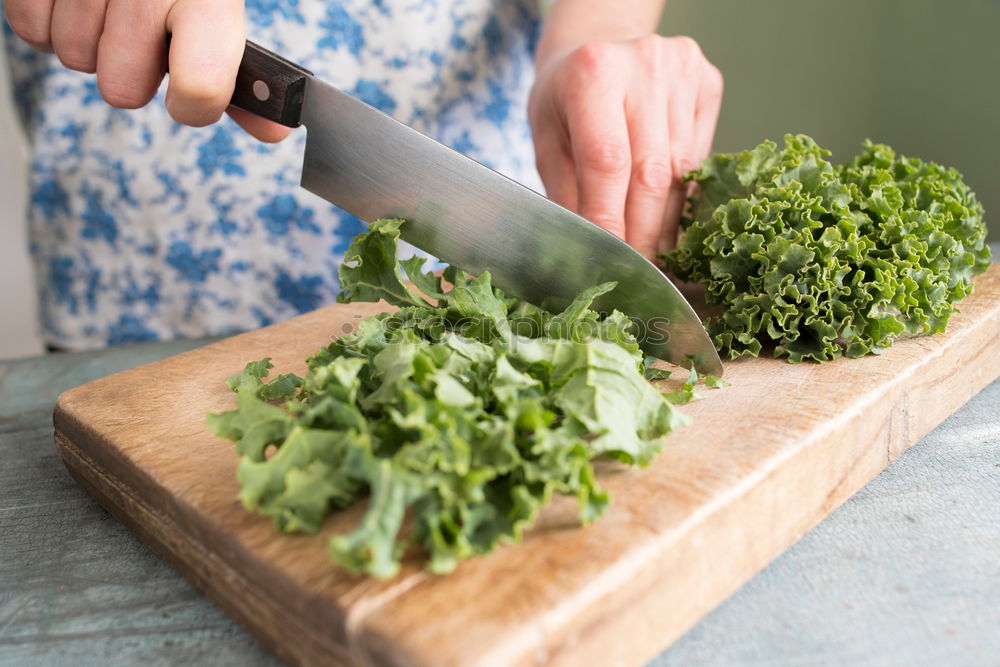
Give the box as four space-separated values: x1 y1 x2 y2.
54 266 1000 667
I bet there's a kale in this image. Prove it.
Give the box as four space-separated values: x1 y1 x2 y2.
663 134 991 362
207 218 705 578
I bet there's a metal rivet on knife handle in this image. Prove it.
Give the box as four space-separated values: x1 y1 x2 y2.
231 41 313 128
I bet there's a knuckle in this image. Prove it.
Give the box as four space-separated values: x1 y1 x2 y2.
671 35 704 61
98 76 154 109
7 12 51 50
55 45 97 74
579 140 630 175
633 156 673 191
634 34 663 60
569 40 613 76
173 62 234 102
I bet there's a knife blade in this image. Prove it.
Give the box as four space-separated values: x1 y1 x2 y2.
230 41 722 375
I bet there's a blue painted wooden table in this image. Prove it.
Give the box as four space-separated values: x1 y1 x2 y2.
2 336 998 666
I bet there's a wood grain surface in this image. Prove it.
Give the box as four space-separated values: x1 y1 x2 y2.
52 266 1000 666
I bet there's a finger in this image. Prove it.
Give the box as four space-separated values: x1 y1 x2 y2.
165 0 245 127
658 168 689 256
666 72 699 180
50 0 107 73
565 62 631 238
657 69 702 256
5 0 56 52
622 93 671 261
533 127 577 211
227 106 293 143
96 0 166 108
679 62 723 252
659 180 688 254
693 61 724 164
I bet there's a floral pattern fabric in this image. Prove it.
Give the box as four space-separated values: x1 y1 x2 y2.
2 0 542 349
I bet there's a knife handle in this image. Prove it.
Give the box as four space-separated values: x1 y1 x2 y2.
229 41 313 127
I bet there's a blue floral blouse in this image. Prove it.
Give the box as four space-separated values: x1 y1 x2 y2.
3 0 542 350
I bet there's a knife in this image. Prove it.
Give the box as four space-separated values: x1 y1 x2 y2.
228 41 723 375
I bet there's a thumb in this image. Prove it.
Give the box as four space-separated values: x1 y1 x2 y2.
227 106 294 143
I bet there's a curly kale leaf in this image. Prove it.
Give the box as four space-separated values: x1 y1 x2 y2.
208 219 691 578
336 218 433 309
665 134 990 363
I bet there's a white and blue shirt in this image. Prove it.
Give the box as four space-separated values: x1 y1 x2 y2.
3 0 542 349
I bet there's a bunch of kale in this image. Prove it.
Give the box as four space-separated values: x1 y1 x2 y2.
207 219 694 578
664 134 991 362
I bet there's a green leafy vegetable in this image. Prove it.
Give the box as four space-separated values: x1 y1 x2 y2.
663 134 991 363
207 218 694 578
703 375 731 389
644 367 673 382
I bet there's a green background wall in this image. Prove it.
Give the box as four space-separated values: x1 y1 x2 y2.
660 0 999 238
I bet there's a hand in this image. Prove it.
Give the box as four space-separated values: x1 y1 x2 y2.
3 0 289 142
528 35 723 260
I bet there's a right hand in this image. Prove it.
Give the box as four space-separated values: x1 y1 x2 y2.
4 0 290 142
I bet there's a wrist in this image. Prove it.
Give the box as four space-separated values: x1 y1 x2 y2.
535 0 664 72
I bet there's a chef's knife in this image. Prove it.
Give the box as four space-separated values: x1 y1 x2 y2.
229 41 723 375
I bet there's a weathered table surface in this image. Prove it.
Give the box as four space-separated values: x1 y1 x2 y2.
2 330 999 667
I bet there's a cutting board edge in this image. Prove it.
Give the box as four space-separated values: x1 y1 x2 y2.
53 427 354 667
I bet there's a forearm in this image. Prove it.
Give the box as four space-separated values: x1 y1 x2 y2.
535 0 666 71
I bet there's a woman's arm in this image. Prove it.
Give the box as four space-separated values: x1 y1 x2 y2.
529 0 723 259
535 0 665 67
